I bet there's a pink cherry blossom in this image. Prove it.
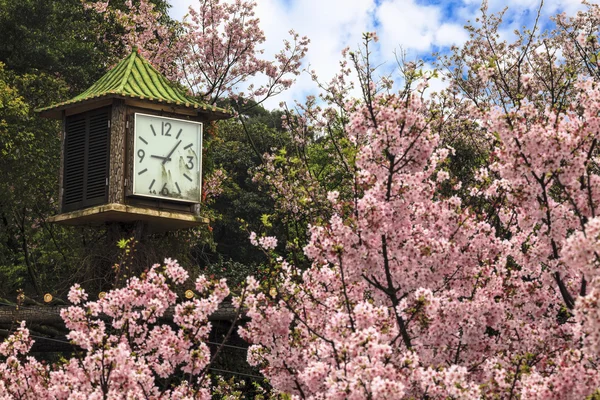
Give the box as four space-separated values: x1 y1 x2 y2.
0 261 233 399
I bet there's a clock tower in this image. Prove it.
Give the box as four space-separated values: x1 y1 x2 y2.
37 47 230 232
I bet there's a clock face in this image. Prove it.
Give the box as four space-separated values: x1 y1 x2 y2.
133 113 202 203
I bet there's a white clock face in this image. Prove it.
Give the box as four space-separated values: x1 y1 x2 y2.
133 113 202 203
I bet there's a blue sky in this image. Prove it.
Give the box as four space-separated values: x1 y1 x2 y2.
168 0 590 109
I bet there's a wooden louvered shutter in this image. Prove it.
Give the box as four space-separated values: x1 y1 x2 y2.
85 109 110 204
62 108 110 212
63 114 86 210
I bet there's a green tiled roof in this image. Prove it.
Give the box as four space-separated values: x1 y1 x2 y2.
37 47 230 119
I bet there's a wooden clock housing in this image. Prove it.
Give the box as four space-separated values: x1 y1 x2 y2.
37 48 230 231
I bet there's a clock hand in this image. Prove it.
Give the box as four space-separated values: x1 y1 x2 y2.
162 140 182 165
150 155 172 161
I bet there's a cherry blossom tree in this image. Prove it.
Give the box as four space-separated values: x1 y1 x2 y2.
0 259 237 399
84 0 309 108
239 5 600 399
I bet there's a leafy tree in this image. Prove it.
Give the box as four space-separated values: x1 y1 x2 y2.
0 0 176 299
0 0 170 94
0 64 75 297
195 106 292 287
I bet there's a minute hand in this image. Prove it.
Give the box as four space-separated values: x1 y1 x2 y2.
162 140 182 165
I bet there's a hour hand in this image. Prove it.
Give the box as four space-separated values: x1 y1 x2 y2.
150 154 171 161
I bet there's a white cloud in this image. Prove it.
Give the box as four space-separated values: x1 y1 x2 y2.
167 0 591 110
253 0 377 109
435 23 469 47
168 0 193 20
375 0 470 57
376 0 441 53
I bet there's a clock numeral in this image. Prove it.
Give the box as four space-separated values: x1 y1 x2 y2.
184 173 193 182
160 183 169 196
176 128 183 139
137 149 145 163
184 143 193 150
139 136 148 145
162 122 172 136
175 182 181 194
138 168 148 175
186 156 194 170
149 179 155 190
150 124 157 136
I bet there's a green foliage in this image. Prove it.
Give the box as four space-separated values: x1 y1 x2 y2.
202 115 290 266
0 0 180 301
0 63 27 132
0 0 172 94
260 214 273 228
0 0 105 93
587 389 600 400
116 238 130 250
249 107 359 268
0 63 70 297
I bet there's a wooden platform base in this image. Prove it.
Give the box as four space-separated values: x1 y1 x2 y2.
47 203 208 232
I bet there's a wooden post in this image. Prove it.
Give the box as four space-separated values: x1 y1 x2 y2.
108 100 126 204
104 100 131 281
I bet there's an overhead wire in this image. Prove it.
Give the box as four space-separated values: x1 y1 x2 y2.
0 328 72 345
207 368 265 380
0 328 262 381
0 316 257 381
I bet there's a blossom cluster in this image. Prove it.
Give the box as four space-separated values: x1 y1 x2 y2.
0 259 230 399
83 0 309 107
249 231 278 250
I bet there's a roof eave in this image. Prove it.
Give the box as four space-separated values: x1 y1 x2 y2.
197 107 232 121
36 94 124 119
37 93 233 121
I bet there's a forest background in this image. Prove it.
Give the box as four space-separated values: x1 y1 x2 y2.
0 0 291 299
